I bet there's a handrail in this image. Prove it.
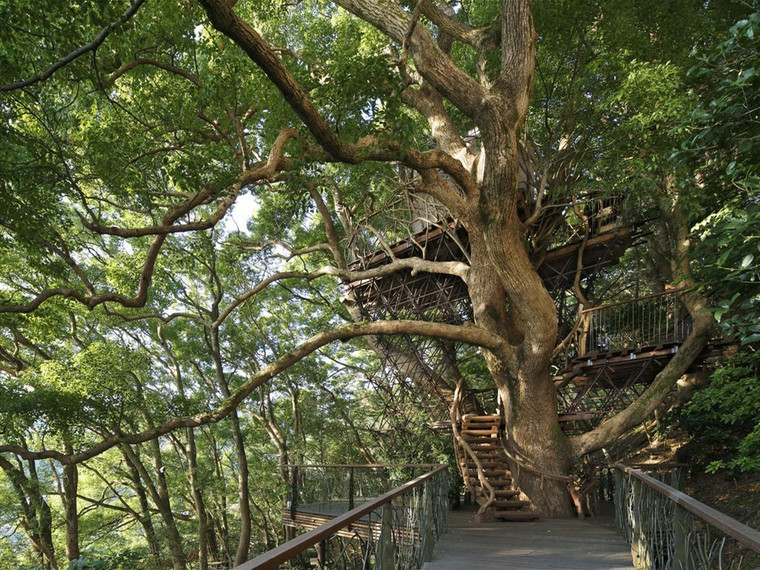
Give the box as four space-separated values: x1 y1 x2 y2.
613 463 760 554
581 288 688 314
235 465 448 570
284 463 442 468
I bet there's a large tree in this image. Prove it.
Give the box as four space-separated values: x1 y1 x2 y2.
0 1 749 549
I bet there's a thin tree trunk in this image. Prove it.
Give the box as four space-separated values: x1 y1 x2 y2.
0 456 59 569
125 458 160 558
209 326 252 566
63 442 80 562
158 324 210 569
121 444 186 570
186 427 210 570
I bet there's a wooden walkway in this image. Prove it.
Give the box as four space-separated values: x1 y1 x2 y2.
424 507 634 570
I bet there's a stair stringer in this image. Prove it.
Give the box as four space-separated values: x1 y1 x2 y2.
455 415 537 521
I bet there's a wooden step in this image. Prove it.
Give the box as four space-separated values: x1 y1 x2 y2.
462 437 498 445
469 477 512 487
462 433 497 441
464 459 501 467
493 489 520 498
465 463 505 471
492 499 531 509
463 415 501 422
469 451 499 459
468 467 511 478
464 442 500 449
491 509 538 521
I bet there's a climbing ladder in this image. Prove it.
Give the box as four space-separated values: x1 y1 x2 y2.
456 415 536 521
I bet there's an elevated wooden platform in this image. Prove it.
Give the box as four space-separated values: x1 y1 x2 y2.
556 341 729 433
346 221 643 317
536 226 646 292
424 506 634 569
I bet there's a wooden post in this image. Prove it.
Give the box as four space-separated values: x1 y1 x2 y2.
290 466 299 520
347 467 355 531
671 504 689 569
348 467 355 511
630 477 647 569
375 503 395 570
421 480 434 562
315 539 326 568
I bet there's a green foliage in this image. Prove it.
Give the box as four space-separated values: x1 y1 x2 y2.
673 350 760 474
680 12 760 195
678 11 760 344
1 341 152 439
693 203 760 344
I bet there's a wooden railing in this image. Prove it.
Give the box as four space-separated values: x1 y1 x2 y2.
577 289 692 357
236 464 448 570
612 463 760 569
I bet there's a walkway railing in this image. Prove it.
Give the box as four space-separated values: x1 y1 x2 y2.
236 464 447 570
578 289 692 357
612 463 760 569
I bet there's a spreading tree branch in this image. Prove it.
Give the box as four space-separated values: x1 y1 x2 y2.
0 0 148 92
0 319 507 464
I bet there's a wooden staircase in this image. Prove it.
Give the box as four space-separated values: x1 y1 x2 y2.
457 415 536 521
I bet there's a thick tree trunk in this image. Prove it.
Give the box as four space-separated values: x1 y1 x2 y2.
468 228 574 516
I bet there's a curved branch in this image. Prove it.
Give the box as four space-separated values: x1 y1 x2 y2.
0 232 166 314
213 256 471 328
0 0 148 92
79 186 234 238
80 127 295 239
198 0 354 162
239 127 298 185
336 0 486 118
415 0 488 47
0 319 506 464
106 58 203 87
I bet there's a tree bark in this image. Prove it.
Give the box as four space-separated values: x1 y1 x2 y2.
209 325 253 567
121 444 186 570
0 456 59 569
63 442 80 562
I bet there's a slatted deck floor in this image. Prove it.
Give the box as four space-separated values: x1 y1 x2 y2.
424 507 634 570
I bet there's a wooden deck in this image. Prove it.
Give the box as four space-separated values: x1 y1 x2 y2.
424 507 634 570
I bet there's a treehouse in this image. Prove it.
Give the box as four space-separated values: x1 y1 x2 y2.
342 194 726 521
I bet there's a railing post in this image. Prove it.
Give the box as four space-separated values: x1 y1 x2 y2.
315 539 326 568
421 479 434 562
671 503 689 569
375 503 394 570
349 466 355 511
290 465 299 520
629 475 647 569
